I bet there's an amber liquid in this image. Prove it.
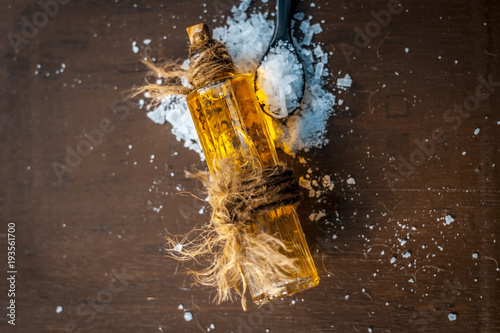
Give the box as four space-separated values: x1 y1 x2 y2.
186 73 319 304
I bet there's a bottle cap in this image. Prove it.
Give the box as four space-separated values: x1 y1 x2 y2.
187 23 211 45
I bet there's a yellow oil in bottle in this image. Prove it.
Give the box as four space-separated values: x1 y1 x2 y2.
186 73 319 305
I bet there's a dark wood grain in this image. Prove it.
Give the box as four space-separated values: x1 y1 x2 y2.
1 0 499 332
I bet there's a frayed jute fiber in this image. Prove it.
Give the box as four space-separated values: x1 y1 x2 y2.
135 24 303 310
132 23 235 104
166 159 302 310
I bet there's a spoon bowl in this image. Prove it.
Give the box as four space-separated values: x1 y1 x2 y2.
255 0 305 119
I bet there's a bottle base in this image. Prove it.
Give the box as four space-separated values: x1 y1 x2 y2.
251 275 320 305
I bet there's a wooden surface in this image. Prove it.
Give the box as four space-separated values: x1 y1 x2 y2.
1 0 499 332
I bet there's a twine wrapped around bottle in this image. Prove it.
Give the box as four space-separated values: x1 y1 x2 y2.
134 24 304 310
168 160 302 310
133 23 235 102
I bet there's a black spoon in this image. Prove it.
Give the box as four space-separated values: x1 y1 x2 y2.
254 0 305 119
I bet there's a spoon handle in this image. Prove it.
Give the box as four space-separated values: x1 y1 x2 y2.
274 0 292 41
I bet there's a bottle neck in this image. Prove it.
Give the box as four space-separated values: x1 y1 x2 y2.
187 24 236 89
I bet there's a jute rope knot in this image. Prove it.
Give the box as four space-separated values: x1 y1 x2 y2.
188 36 236 89
222 165 302 224
131 26 236 101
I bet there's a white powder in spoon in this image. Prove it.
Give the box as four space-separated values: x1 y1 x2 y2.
255 40 304 118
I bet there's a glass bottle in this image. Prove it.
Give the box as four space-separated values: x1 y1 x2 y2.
185 24 319 305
